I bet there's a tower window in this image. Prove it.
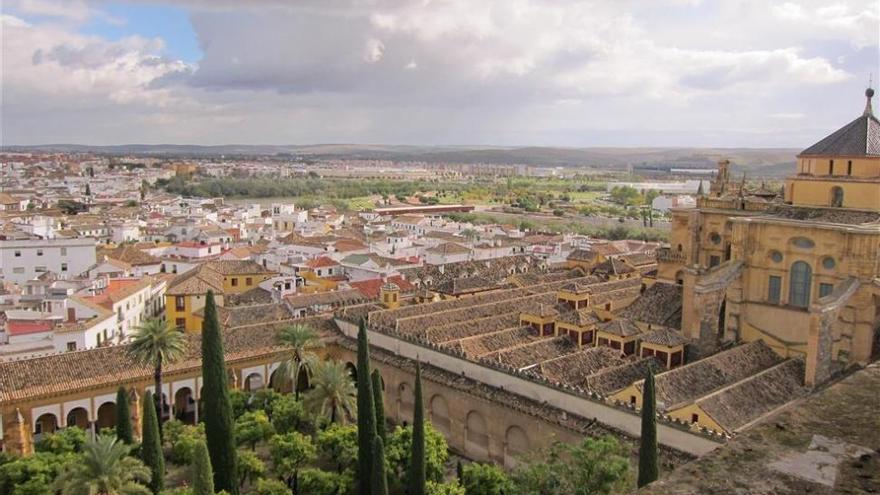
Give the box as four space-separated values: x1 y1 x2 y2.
831 186 844 207
768 275 782 304
847 161 853 176
829 159 834 175
789 261 812 308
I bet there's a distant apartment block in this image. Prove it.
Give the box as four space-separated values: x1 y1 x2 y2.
0 238 97 284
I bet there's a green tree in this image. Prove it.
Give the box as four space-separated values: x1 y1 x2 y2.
191 441 214 495
236 449 266 490
315 424 358 474
277 324 323 399
141 391 164 494
35 426 87 454
638 368 659 488
268 432 316 495
509 436 629 495
116 387 134 445
305 360 357 425
270 394 310 434
0 452 75 495
164 420 205 465
426 481 466 495
200 290 239 494
299 468 352 495
235 410 275 450
128 318 187 427
229 389 250 421
371 369 386 443
372 436 389 495
54 435 151 495
356 320 377 495
252 478 290 495
462 463 511 495
409 362 426 495
385 424 448 490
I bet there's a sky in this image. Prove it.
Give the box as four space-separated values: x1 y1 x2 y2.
1 0 879 147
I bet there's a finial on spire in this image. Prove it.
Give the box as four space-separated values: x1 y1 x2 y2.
865 74 875 117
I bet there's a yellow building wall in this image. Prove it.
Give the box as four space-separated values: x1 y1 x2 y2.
610 383 642 408
222 273 274 294
165 293 223 333
667 404 725 434
795 156 880 178
785 178 880 209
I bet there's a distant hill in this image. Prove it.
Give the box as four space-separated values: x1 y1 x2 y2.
2 143 799 176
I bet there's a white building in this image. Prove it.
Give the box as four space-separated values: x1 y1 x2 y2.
0 237 96 284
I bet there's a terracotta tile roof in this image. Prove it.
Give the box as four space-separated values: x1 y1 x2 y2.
284 289 368 309
426 242 471 256
103 244 161 266
618 282 683 328
306 256 340 269
592 258 636 276
584 357 660 395
348 276 414 299
166 265 225 296
6 320 54 336
645 340 783 411
535 347 627 386
640 328 688 347
207 260 273 276
694 358 807 433
0 317 336 404
597 318 643 338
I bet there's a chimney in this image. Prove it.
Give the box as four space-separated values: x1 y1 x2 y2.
67 307 76 323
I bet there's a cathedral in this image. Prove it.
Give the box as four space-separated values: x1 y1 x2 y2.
659 87 880 386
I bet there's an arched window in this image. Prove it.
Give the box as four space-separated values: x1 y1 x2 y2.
789 261 812 308
831 186 844 207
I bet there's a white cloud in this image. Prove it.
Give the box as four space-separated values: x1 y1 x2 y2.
1 0 877 145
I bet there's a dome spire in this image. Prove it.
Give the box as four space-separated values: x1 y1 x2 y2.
865 74 875 117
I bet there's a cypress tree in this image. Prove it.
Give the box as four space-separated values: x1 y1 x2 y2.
409 362 426 495
192 440 215 495
356 319 376 495
141 390 164 494
638 367 659 487
201 290 240 494
456 459 464 486
115 386 134 444
371 369 386 443
371 435 389 495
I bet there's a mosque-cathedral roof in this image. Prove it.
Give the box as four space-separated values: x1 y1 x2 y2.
800 88 880 157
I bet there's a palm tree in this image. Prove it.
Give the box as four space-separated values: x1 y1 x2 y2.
276 324 324 399
54 434 151 495
304 360 357 424
128 318 188 423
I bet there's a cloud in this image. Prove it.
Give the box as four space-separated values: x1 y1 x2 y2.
1 0 877 146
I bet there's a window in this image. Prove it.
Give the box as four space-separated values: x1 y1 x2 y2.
175 296 186 311
709 232 721 245
819 283 834 298
36 249 43 256
831 186 844 207
61 263 68 272
35 266 47 272
769 250 783 263
822 257 836 270
847 160 853 176
691 413 699 424
709 255 721 267
13 267 24 274
630 395 637 405
14 250 20 257
768 275 782 304
246 277 253 286
66 342 76 351
61 247 67 256
175 318 186 329
789 261 812 308
791 237 815 249
231 278 238 287
829 159 834 174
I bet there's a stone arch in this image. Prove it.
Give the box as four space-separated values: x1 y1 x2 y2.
268 368 289 393
96 402 116 431
244 372 264 391
675 270 684 285
34 412 58 436
504 425 529 468
174 387 196 424
345 362 358 383
397 382 414 423
465 410 489 459
66 407 89 429
429 394 451 437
